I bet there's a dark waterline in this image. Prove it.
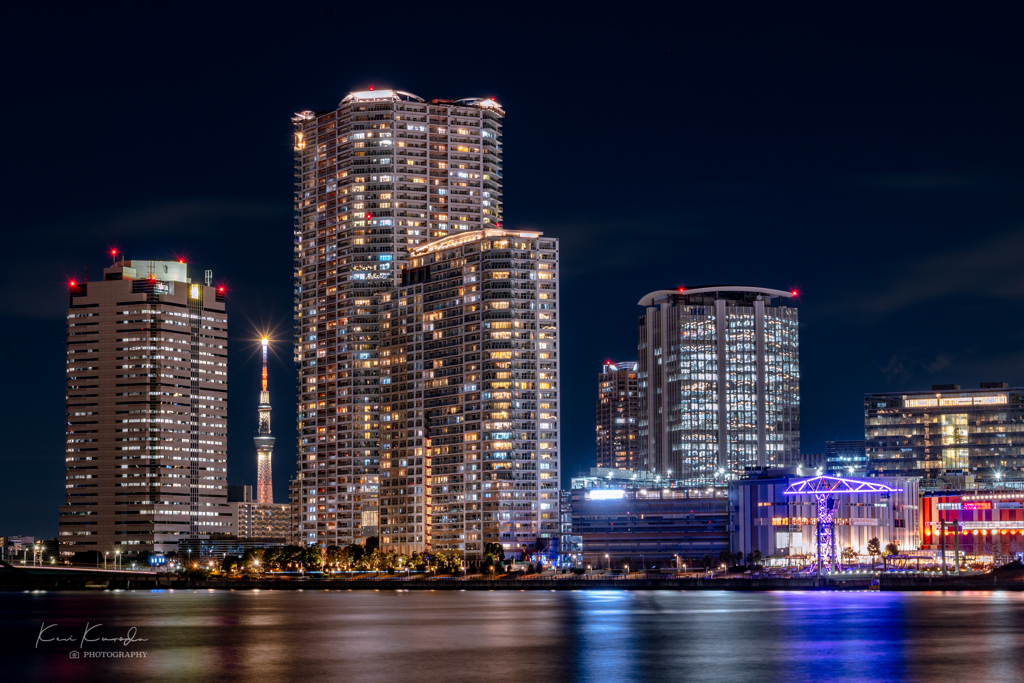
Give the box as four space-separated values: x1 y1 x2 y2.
4 590 1024 682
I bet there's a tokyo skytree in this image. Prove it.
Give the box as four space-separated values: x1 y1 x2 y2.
254 337 276 504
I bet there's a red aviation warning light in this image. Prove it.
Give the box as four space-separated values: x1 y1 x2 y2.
69 279 77 287
368 85 374 91
366 213 373 219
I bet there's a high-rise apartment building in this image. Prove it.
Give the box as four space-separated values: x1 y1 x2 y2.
292 89 504 547
638 286 799 485
596 361 640 470
865 383 1024 483
379 229 560 558
60 260 231 558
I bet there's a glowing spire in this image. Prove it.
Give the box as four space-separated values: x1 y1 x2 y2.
255 337 275 504
261 337 269 393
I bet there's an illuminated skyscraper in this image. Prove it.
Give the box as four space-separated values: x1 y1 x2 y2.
596 361 640 470
865 382 1024 482
292 89 504 547
59 259 231 558
637 287 799 484
379 229 560 558
254 337 275 504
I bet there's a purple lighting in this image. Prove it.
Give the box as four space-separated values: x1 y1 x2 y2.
782 476 899 497
782 476 899 575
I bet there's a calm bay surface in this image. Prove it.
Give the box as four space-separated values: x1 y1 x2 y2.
3 589 1024 682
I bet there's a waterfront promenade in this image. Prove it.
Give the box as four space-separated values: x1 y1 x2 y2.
4 562 1023 592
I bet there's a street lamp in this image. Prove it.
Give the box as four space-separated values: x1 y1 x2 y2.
115 549 121 571
105 551 109 571
605 553 610 571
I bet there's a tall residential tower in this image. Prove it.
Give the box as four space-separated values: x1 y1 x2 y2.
637 286 799 484
379 229 560 558
292 89 504 547
595 361 640 470
60 260 231 558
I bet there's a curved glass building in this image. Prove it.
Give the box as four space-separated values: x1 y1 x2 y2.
637 286 799 485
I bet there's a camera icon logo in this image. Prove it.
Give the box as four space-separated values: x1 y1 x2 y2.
69 651 80 659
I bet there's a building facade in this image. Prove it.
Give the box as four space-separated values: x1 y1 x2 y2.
865 383 1024 483
638 286 800 485
379 229 559 558
292 89 504 547
921 490 1024 560
228 484 290 539
60 260 231 558
570 485 729 569
825 440 867 476
234 503 293 539
596 361 640 470
730 472 920 561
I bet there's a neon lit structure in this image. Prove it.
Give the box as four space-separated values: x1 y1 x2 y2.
783 476 899 574
254 338 276 504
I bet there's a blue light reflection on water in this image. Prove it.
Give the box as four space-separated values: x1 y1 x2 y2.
4 589 1024 682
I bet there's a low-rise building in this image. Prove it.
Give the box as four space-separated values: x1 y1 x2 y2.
570 483 728 569
920 490 1024 561
730 470 920 561
178 536 289 559
228 483 290 539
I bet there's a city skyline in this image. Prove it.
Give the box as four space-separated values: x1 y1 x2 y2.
6 7 1024 540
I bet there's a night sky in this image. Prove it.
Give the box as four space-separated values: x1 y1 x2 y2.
4 5 1024 538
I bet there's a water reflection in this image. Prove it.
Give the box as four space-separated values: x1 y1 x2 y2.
4 590 1024 682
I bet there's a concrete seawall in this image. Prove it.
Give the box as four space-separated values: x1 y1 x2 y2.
5 564 1024 592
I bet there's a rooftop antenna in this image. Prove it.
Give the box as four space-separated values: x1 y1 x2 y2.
205 270 213 287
